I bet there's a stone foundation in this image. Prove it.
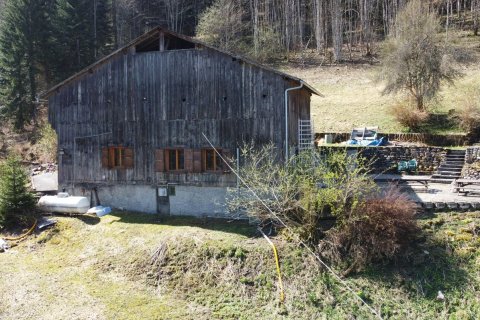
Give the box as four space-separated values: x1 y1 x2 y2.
463 147 480 180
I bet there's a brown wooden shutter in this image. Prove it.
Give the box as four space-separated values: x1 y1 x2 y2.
193 150 202 173
185 149 193 172
124 148 134 168
155 149 165 172
108 147 115 168
222 149 233 172
101 147 109 168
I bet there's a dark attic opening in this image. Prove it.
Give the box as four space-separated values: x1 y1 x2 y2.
164 34 195 50
135 32 196 53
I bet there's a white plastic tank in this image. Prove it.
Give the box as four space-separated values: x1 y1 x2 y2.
38 193 90 214
325 134 333 144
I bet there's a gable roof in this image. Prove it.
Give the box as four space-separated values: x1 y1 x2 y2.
43 27 321 98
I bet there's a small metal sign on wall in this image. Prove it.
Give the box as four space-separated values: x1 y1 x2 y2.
158 187 168 197
157 185 176 215
157 186 170 215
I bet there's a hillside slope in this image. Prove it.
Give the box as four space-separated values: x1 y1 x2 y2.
1 212 479 319
282 31 480 134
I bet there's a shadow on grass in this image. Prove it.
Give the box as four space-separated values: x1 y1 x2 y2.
356 239 470 301
419 112 459 134
74 214 101 225
109 211 256 237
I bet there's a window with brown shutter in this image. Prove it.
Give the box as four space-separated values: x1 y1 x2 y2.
165 149 185 171
193 150 202 173
101 146 134 169
123 148 134 168
184 149 193 172
101 147 109 168
155 149 165 172
222 149 233 170
202 149 223 172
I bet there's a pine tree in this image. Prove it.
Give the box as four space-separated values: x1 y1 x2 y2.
0 156 36 227
0 0 55 129
54 0 112 81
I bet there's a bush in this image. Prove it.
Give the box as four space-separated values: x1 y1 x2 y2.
196 0 248 53
319 187 419 275
456 91 480 134
33 123 58 163
391 101 429 131
227 144 377 243
228 145 420 273
0 155 36 227
249 27 285 62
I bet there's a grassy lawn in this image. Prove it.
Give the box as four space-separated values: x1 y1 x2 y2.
280 31 480 134
1 211 479 319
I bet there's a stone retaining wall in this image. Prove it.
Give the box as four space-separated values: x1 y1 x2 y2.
463 147 480 179
318 146 447 173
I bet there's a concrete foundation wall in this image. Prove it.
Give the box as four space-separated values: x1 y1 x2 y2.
62 184 231 218
169 186 228 217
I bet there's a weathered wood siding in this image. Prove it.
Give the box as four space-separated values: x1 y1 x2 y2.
49 47 311 187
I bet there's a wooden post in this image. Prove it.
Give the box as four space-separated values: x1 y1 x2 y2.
159 32 165 52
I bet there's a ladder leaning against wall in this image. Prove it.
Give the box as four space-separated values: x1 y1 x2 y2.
298 119 314 152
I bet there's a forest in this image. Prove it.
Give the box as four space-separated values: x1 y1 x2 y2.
0 0 479 128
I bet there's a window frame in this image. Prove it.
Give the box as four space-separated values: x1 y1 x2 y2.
202 148 223 172
113 147 124 168
165 149 185 172
102 146 134 169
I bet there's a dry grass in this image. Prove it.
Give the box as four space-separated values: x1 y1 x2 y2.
279 30 480 134
1 211 479 319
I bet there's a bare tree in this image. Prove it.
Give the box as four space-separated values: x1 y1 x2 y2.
380 0 460 110
196 0 248 52
330 0 344 62
110 0 479 62
313 0 327 53
163 0 190 33
473 0 480 36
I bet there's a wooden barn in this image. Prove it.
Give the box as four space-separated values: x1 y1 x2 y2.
45 27 320 217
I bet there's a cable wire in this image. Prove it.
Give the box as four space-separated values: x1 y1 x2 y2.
202 133 383 319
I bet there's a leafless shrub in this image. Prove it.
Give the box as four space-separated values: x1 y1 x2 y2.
319 187 419 275
228 144 420 273
391 101 429 131
196 0 248 53
227 143 376 243
456 90 480 134
32 123 58 163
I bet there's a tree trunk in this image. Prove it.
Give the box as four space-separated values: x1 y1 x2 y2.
313 0 325 52
473 0 479 36
416 95 424 111
330 0 343 62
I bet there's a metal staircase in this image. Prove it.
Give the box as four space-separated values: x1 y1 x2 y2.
298 120 314 152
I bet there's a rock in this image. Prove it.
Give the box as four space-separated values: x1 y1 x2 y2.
0 239 9 252
437 291 445 301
